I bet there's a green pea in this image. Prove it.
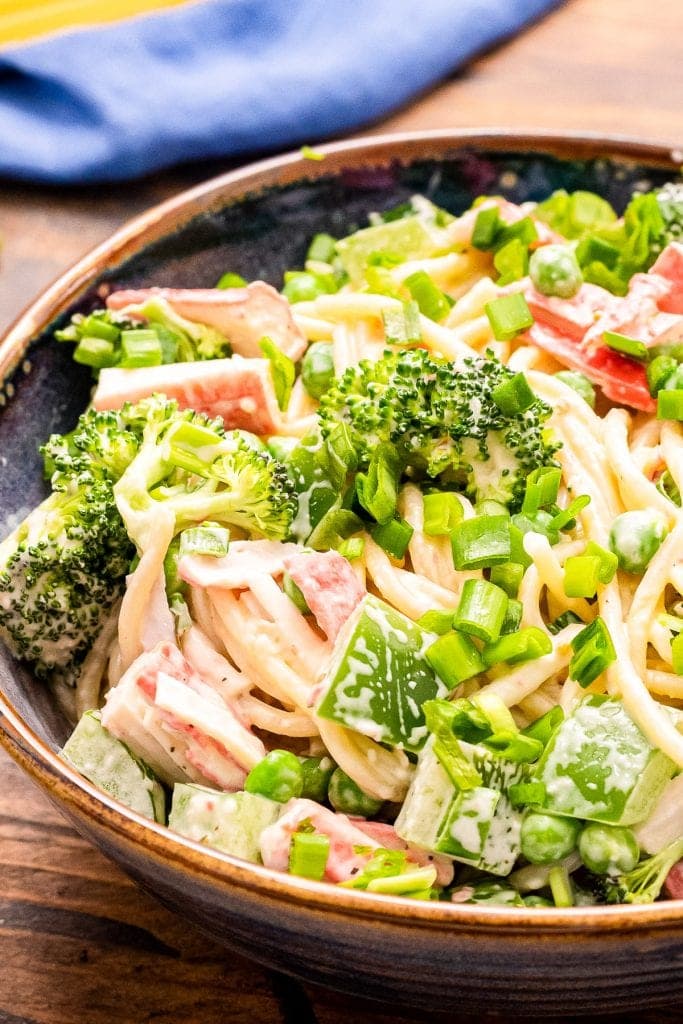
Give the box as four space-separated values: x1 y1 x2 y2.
578 823 640 876
529 244 583 299
554 370 596 409
282 271 331 304
299 755 336 802
520 811 581 865
267 435 299 462
608 509 669 575
302 342 335 400
327 768 383 817
244 750 304 803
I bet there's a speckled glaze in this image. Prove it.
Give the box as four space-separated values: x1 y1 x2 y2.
2 132 683 1016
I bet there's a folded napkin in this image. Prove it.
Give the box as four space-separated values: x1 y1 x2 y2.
0 0 560 184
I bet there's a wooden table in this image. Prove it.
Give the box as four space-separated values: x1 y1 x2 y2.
1 1 682 1021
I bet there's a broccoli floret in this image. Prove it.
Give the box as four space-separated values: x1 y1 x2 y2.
113 397 296 551
598 839 683 905
317 348 557 509
55 297 230 375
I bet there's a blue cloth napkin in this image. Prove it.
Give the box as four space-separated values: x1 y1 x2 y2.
0 0 560 184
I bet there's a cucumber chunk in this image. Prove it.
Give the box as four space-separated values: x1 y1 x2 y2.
169 784 280 863
62 710 165 822
535 695 675 826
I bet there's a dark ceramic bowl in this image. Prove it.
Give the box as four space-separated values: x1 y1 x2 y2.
2 131 683 1017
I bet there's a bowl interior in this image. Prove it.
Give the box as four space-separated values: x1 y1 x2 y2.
0 142 676 755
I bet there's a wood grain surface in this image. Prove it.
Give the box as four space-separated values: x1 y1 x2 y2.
1 0 682 1021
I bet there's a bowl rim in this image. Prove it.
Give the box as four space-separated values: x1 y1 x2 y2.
2 127 683 932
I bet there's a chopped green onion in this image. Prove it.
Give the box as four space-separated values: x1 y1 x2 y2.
119 328 162 368
216 272 247 289
371 517 414 559
417 609 456 635
260 336 295 410
307 509 364 552
549 494 591 532
657 389 683 421
366 866 437 895
489 562 525 598
356 442 401 524
470 691 517 734
585 540 618 584
511 510 559 547
78 314 121 342
522 466 562 515
423 700 483 790
500 597 523 634
289 832 330 881
671 632 683 675
474 499 509 517
563 554 601 598
509 523 533 568
647 355 678 396
491 371 535 416
166 420 222 475
72 336 116 369
484 293 534 342
282 270 336 303
307 233 337 263
443 698 491 744
471 206 502 249
522 706 564 747
179 524 230 559
494 237 529 286
547 610 583 635
338 536 365 561
603 331 648 362
404 270 451 322
301 341 335 399
424 631 485 688
657 469 681 506
451 515 512 570
482 627 552 669
569 617 616 687
548 864 574 908
453 578 509 644
509 781 547 808
483 730 543 763
382 300 422 346
422 492 463 535
283 572 311 614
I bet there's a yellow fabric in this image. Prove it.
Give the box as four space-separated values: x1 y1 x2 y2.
0 0 192 46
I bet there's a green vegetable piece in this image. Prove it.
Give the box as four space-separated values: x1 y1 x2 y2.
371 516 414 559
522 466 562 516
547 610 583 635
536 189 617 239
520 811 581 864
169 784 280 862
260 336 296 411
216 272 247 289
307 232 337 263
494 237 529 286
355 442 401 524
73 336 116 369
548 863 574 907
603 330 648 362
316 594 447 751
417 609 456 635
336 216 444 284
483 730 543 763
489 561 525 598
78 314 121 342
602 837 683 904
484 293 534 342
423 699 484 791
529 244 583 299
482 626 552 669
471 206 502 249
244 749 304 803
466 881 525 906
289 831 330 880
500 597 523 635
554 370 596 408
425 631 485 688
672 631 683 675
657 388 683 421
453 578 509 644
328 768 383 817
451 514 512 570
299 756 335 803
585 540 618 584
282 270 336 303
282 572 311 614
522 706 564 748
395 737 525 874
179 524 230 559
647 354 678 396
535 695 676 825
578 823 640 875
563 554 602 598
492 372 535 416
62 711 165 823
508 781 546 808
337 536 365 561
120 328 162 368
549 493 591 532
404 270 451 321
301 341 335 399
382 300 422 346
422 491 463 536
609 509 668 574
569 617 616 687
